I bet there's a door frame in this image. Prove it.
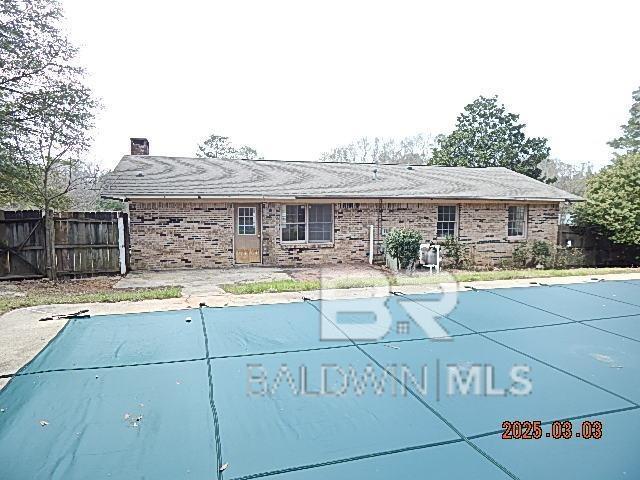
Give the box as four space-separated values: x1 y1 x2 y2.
233 203 262 265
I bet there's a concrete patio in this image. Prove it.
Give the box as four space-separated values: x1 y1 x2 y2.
113 264 392 297
114 266 291 296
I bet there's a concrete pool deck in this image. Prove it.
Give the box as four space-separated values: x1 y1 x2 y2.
2 271 640 389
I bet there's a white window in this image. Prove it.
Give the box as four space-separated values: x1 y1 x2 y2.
281 204 333 243
508 206 527 237
237 207 256 235
281 205 306 242
437 205 457 237
308 204 333 242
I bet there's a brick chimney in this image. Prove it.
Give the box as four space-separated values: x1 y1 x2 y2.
130 138 149 155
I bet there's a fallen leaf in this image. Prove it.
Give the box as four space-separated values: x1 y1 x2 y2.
590 353 613 364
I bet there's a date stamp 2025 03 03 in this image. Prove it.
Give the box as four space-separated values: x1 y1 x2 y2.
501 420 603 440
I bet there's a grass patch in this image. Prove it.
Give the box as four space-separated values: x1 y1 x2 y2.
451 267 640 282
0 286 182 315
220 267 640 295
222 279 321 294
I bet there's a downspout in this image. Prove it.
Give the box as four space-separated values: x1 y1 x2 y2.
117 213 127 275
377 199 383 263
369 225 374 264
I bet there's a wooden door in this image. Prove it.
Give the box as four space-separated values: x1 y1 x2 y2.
234 204 261 264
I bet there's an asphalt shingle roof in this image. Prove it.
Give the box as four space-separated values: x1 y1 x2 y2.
102 155 582 202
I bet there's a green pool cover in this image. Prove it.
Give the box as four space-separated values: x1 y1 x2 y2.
1 280 639 479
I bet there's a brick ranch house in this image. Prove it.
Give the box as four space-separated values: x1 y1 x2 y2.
102 139 581 270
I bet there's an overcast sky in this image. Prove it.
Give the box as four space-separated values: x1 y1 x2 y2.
62 0 639 170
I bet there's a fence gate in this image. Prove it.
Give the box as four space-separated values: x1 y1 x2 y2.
0 211 45 279
0 210 129 280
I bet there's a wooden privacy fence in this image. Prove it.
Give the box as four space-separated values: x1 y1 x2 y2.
0 210 129 280
558 224 639 267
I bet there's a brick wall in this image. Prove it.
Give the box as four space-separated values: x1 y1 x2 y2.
128 200 559 269
129 201 234 270
458 203 559 265
262 202 558 267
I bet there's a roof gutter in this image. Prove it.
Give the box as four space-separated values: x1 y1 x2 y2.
109 194 583 203
115 195 295 201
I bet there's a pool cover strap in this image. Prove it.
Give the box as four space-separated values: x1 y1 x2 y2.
199 306 225 479
394 291 640 408
482 287 640 343
303 298 522 480
554 283 640 309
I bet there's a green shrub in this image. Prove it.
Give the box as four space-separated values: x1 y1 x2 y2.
531 240 553 268
552 247 587 268
384 228 423 269
511 240 586 269
512 243 530 268
440 235 470 269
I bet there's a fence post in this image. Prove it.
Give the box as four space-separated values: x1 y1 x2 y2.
0 211 6 275
0 211 5 245
123 213 130 271
117 214 127 275
44 210 57 280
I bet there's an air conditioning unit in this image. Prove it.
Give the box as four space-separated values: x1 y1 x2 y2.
418 243 441 273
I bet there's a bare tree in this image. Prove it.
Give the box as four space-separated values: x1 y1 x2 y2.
319 133 435 164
